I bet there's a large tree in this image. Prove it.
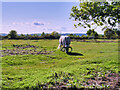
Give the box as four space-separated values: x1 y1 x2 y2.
8 30 18 39
104 28 116 39
41 32 45 37
87 29 98 38
70 1 120 31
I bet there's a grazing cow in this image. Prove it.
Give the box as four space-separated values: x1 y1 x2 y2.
58 36 71 50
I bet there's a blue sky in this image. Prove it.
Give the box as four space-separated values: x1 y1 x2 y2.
2 2 104 34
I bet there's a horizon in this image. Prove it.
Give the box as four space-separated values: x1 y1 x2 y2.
0 31 105 35
2 2 104 34
0 32 87 34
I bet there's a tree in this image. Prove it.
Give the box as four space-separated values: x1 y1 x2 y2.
104 28 115 39
20 34 25 37
70 1 120 31
41 32 45 37
51 31 60 38
114 29 120 38
86 29 92 36
18 34 25 39
8 30 17 39
51 31 59 36
33 34 38 37
68 34 74 38
91 31 98 38
86 29 98 38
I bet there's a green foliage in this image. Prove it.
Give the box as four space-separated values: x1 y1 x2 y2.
114 29 120 38
33 34 38 37
87 29 98 38
20 34 25 37
42 31 60 39
8 30 18 39
70 1 120 31
51 31 60 38
98 34 104 39
68 34 81 39
3 31 61 40
104 29 116 39
41 32 45 37
86 29 92 36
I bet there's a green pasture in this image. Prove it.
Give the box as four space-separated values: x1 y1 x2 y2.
1 39 119 89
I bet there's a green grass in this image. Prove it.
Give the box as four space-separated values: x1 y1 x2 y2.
1 39 119 89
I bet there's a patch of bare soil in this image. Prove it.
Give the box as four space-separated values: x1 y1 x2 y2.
75 40 117 43
84 72 120 89
1 44 54 57
33 72 120 90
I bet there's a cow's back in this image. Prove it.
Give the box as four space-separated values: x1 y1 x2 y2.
59 36 70 45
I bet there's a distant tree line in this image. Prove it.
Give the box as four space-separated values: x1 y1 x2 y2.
0 29 120 40
68 29 120 39
1 30 60 40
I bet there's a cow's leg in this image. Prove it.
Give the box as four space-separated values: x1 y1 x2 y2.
57 44 61 49
65 47 69 53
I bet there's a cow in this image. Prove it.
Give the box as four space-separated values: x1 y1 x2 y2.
58 36 72 53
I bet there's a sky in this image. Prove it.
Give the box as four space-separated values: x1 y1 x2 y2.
1 1 104 34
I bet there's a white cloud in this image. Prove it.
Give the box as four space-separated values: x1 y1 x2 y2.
2 19 104 34
12 22 16 25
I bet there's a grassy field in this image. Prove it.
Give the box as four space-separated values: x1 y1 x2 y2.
1 39 119 89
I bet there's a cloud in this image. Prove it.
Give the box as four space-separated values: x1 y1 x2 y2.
25 22 29 25
48 29 53 30
12 22 16 25
61 27 67 30
12 22 25 26
33 22 44 26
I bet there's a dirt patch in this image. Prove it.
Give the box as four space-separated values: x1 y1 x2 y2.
34 72 119 89
1 44 54 57
12 44 39 49
75 40 117 43
84 72 119 89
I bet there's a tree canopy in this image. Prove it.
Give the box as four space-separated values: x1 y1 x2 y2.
8 30 18 39
70 1 120 31
104 28 116 39
86 29 98 38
